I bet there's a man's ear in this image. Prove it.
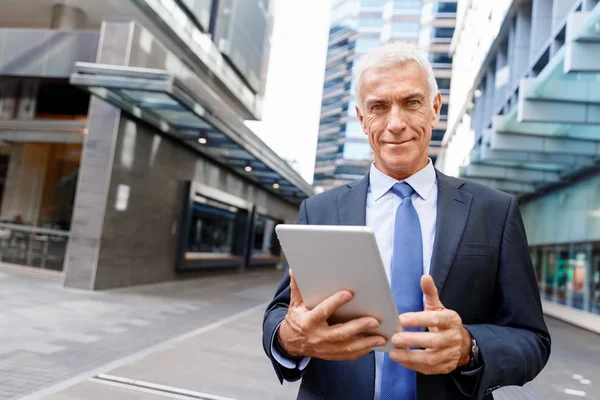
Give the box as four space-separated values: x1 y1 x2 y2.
356 106 367 134
432 92 442 128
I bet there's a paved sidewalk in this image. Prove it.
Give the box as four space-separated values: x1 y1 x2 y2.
0 268 285 400
2 268 600 400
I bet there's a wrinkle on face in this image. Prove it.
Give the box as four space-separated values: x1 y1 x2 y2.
355 60 441 180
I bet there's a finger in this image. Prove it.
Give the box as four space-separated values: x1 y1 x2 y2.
326 316 381 342
289 269 304 306
325 335 387 358
391 331 454 350
399 310 460 329
389 348 455 375
421 275 444 311
307 289 353 324
323 347 374 361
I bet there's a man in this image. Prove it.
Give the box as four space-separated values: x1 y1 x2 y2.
262 42 550 400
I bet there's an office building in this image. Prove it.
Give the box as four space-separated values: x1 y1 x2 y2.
0 0 314 290
314 0 458 189
441 0 600 326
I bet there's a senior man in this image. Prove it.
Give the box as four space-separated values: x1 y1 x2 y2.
262 42 550 400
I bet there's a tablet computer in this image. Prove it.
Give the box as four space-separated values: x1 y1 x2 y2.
275 224 401 352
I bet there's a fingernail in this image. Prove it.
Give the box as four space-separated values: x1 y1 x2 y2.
376 338 387 346
343 291 352 301
368 320 379 329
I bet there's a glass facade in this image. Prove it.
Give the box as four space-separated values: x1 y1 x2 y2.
521 174 600 317
186 202 237 254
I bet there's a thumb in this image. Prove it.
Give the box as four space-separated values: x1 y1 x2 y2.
421 275 444 311
289 269 304 306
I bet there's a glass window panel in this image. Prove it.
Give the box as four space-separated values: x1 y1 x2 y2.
355 37 381 53
345 120 365 138
186 202 236 253
358 17 382 27
343 142 373 160
437 78 451 90
428 52 452 64
592 243 600 315
391 21 420 33
361 0 386 7
394 0 422 11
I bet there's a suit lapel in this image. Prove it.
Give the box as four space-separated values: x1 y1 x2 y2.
337 175 369 226
430 170 473 297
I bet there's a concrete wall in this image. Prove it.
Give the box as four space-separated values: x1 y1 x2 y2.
92 116 297 290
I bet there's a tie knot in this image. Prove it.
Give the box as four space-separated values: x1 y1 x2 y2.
391 182 415 199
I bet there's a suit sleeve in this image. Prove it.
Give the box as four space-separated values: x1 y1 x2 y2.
464 196 551 399
262 199 310 383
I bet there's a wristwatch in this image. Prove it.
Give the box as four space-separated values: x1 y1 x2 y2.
467 337 480 369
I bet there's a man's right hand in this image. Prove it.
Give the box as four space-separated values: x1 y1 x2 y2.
278 269 387 361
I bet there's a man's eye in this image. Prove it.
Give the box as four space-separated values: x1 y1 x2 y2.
407 100 420 106
372 104 384 111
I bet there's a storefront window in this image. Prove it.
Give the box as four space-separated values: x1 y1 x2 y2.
592 243 600 315
186 202 237 254
253 216 280 256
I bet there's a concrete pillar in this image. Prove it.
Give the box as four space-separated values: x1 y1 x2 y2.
511 5 532 89
494 46 508 112
529 0 553 64
552 0 578 32
0 143 49 225
50 3 87 30
62 21 134 290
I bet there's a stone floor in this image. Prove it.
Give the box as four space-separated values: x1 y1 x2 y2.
1 267 599 400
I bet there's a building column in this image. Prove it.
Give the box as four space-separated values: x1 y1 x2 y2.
62 21 134 289
50 3 87 30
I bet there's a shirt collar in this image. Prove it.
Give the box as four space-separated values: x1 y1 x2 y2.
368 159 436 202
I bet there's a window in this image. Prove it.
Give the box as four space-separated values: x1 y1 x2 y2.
421 2 458 22
432 2 458 14
252 217 280 256
391 21 420 38
428 52 452 64
187 202 237 254
419 26 455 45
345 120 365 138
394 0 422 12
440 104 449 116
361 0 386 7
432 129 445 141
343 142 373 160
358 18 382 27
434 27 455 38
437 78 451 90
354 37 381 53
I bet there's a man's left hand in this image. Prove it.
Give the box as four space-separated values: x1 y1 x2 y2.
389 275 472 375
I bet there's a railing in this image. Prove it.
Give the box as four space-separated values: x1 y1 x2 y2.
0 223 69 271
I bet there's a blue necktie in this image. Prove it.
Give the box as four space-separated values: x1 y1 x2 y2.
380 182 424 400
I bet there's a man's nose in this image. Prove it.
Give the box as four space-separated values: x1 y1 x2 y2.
387 105 408 133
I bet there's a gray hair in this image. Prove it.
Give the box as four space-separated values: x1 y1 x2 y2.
353 42 438 112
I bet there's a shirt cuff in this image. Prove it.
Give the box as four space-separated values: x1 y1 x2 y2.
271 322 311 371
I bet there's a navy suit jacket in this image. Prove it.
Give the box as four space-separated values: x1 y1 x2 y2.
262 169 551 400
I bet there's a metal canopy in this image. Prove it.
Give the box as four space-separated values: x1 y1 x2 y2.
70 62 313 204
461 5 600 198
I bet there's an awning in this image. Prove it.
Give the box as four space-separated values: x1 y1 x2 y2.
70 62 314 204
460 4 600 198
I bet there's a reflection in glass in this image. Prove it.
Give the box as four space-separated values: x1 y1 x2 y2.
187 202 236 253
592 244 600 315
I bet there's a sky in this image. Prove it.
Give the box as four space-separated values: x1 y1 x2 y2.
245 0 332 185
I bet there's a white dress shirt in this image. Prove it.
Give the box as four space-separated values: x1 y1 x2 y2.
272 159 438 400
367 160 438 400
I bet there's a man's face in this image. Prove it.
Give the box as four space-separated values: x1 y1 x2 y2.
356 60 442 180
